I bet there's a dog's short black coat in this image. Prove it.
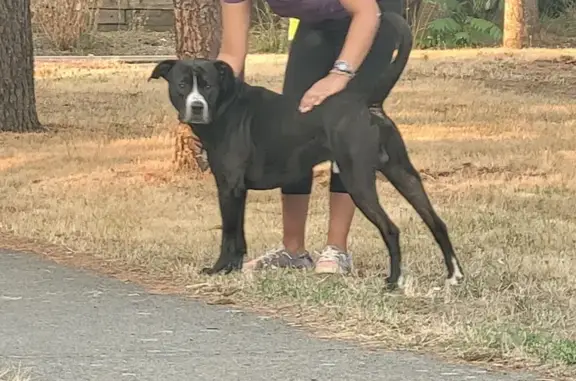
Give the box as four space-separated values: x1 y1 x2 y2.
149 13 464 289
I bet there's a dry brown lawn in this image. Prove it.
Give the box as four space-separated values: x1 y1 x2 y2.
0 364 31 381
2 48 576 379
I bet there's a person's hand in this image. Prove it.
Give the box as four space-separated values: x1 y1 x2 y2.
299 73 352 113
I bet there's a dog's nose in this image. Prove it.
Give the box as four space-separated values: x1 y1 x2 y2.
190 101 205 115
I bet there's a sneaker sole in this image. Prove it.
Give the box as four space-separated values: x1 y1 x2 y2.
314 264 352 275
243 262 314 272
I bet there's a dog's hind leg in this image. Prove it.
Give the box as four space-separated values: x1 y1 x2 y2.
235 189 248 259
369 105 391 165
327 108 404 290
374 114 464 285
344 170 404 290
201 187 248 275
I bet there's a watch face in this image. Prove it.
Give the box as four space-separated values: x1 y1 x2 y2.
335 62 349 71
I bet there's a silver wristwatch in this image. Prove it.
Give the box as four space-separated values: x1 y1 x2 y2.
332 60 356 77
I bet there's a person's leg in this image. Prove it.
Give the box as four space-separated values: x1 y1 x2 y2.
315 2 406 274
326 192 355 251
282 24 344 258
314 187 356 273
243 23 337 271
280 180 312 255
341 1 406 100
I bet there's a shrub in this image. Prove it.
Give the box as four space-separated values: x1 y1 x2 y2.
539 0 576 17
31 0 100 51
249 1 289 54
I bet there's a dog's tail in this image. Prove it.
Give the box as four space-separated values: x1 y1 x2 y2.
368 12 413 108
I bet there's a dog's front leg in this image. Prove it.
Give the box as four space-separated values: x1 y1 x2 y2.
201 187 247 275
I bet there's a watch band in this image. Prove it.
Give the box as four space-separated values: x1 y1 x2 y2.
332 60 356 77
329 68 355 78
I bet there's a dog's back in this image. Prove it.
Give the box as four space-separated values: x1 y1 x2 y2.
234 82 327 133
223 83 333 189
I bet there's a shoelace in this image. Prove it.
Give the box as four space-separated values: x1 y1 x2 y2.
317 247 347 262
261 247 287 263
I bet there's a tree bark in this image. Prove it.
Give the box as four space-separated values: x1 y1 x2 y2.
524 0 540 46
503 0 526 48
0 0 43 132
173 0 222 59
172 0 221 172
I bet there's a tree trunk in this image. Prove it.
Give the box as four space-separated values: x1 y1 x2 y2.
173 0 222 59
172 0 221 173
524 0 540 46
0 0 42 132
503 0 526 48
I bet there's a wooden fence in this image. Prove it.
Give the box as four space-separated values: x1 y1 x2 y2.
95 0 281 32
94 0 430 33
96 0 174 32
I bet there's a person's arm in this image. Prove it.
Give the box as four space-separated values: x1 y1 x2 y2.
333 0 381 75
217 0 252 77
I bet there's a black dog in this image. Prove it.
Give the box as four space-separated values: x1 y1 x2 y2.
149 13 464 290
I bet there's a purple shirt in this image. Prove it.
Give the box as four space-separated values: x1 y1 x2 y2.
224 0 349 23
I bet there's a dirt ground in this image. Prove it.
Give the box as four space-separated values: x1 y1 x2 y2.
33 31 178 56
2 49 576 379
32 27 576 57
33 30 289 56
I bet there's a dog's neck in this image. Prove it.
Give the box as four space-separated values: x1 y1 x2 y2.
215 78 246 119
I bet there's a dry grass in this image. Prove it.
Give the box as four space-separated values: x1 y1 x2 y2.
0 364 31 381
2 49 576 379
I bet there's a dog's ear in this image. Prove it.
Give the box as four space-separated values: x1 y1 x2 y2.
148 60 178 82
213 60 237 93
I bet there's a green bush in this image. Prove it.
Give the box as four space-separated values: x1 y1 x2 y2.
539 0 576 17
417 0 503 48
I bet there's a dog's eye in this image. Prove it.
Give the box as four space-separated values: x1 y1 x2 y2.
204 84 211 90
178 83 186 89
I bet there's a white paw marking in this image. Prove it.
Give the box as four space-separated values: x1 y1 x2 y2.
397 274 405 289
446 276 460 286
446 257 464 286
452 257 464 278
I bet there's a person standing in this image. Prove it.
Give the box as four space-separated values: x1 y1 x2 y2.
213 0 406 274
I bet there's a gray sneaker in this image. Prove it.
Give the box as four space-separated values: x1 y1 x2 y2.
314 245 353 275
243 245 314 272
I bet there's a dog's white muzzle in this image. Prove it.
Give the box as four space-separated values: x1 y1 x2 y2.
183 75 210 124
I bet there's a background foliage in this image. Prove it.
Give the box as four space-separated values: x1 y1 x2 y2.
30 0 576 53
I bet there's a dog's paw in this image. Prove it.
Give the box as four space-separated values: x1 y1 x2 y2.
200 267 218 275
200 259 243 276
445 272 465 287
445 260 465 287
385 277 399 292
384 274 405 292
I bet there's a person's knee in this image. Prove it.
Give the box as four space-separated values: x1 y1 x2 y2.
282 172 314 195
